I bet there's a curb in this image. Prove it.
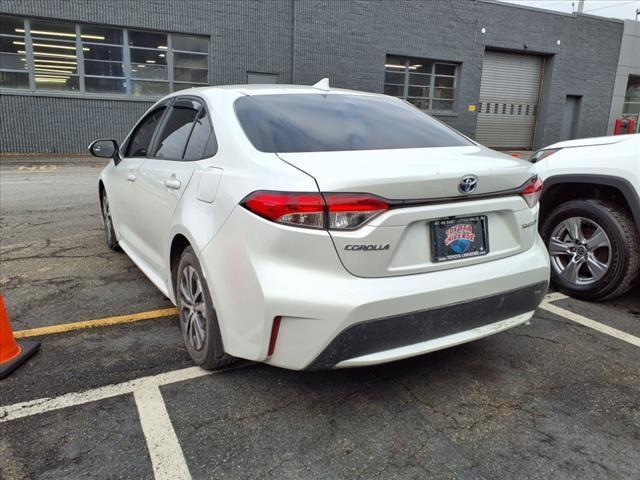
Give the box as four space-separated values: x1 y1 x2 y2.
0 156 106 166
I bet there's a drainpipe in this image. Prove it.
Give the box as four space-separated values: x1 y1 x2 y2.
291 0 296 84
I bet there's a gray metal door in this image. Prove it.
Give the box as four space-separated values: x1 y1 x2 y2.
560 95 581 141
475 51 544 149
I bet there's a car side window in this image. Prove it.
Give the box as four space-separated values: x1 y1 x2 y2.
183 107 218 160
125 107 167 158
153 99 200 160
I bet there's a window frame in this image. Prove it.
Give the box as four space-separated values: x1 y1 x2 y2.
140 95 216 162
0 17 30 88
172 40 209 90
128 28 170 96
0 15 209 100
123 100 171 158
149 97 201 161
384 55 459 114
179 95 218 160
81 25 126 95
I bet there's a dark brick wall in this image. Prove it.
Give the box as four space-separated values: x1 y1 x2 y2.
292 0 623 147
0 95 153 153
0 0 623 153
0 0 294 153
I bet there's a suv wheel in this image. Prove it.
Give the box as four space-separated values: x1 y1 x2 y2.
541 199 639 301
176 246 234 369
101 190 119 250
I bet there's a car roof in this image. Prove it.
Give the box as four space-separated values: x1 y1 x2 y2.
166 83 381 98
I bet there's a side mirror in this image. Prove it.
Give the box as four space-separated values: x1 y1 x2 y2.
88 139 120 162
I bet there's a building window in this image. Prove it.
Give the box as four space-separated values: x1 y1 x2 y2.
247 72 278 84
172 34 209 91
0 15 209 98
0 16 29 88
384 55 458 112
30 20 80 91
623 74 640 121
82 25 125 94
129 30 169 96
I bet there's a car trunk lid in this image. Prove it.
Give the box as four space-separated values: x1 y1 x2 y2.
277 145 533 200
278 145 539 278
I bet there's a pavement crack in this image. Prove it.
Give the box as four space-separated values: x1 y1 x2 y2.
504 331 565 345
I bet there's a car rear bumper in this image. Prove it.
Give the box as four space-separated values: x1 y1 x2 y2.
200 207 550 370
306 281 547 369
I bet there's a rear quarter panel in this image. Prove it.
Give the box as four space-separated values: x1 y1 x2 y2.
166 90 321 296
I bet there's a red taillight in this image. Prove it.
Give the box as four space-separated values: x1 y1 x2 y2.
325 194 389 230
241 191 389 230
242 191 325 228
520 177 543 208
268 316 281 356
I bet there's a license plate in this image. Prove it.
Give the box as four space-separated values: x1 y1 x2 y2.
430 215 489 262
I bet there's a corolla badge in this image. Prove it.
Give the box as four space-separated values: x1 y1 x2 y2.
344 244 390 251
458 175 478 194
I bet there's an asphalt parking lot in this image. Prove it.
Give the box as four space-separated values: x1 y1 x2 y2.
1 161 639 480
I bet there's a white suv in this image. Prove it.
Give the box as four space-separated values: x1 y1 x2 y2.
532 134 640 301
90 84 549 370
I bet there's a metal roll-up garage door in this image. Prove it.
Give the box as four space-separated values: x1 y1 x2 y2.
475 51 544 150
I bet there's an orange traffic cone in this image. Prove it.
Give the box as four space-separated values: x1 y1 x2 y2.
0 293 40 379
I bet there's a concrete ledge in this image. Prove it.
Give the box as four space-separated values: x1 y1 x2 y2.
0 154 96 165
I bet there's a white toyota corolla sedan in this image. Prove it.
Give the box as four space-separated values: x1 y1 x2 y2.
90 82 550 370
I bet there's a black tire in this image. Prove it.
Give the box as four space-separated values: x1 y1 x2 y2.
100 189 120 251
176 246 234 370
541 199 639 301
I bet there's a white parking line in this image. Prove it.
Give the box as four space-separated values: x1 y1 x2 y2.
1 363 253 479
0 366 211 423
135 385 192 480
0 362 253 423
540 301 640 348
544 291 568 302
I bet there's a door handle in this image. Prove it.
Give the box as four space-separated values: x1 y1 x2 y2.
164 178 181 190
127 173 136 182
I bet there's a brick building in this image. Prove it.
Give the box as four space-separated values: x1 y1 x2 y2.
0 0 626 153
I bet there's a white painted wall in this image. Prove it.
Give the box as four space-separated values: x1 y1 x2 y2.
608 20 640 134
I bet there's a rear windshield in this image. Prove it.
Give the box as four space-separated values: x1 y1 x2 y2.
234 94 472 153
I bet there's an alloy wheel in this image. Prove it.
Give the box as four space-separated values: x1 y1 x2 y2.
179 265 207 351
549 216 611 286
102 193 114 242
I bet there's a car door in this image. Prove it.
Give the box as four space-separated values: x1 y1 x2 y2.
133 97 206 273
108 102 169 252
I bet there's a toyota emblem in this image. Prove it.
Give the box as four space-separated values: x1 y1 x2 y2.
458 175 478 194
